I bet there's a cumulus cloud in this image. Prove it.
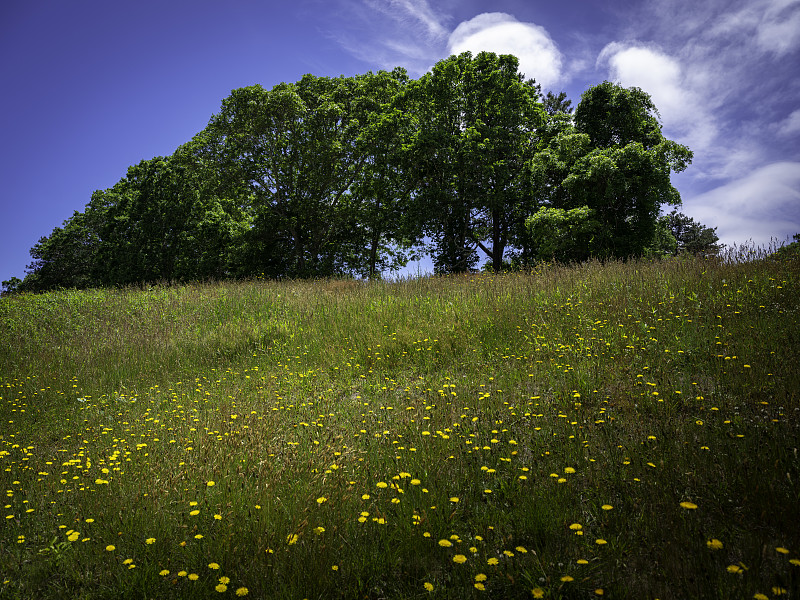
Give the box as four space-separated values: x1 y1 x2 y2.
683 161 800 247
597 42 716 154
776 109 800 137
447 13 563 86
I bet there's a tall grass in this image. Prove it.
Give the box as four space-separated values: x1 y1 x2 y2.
1 252 798 599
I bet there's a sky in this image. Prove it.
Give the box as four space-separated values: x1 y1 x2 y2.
1 0 799 284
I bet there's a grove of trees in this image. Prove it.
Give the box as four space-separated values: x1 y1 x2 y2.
12 51 719 293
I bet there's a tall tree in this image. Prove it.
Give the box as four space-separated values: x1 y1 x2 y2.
407 52 544 273
526 81 693 261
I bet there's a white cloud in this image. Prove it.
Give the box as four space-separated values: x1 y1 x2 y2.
364 0 448 41
597 42 716 154
447 13 563 86
683 161 800 247
776 109 800 137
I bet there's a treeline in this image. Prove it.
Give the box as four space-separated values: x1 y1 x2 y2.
13 51 720 293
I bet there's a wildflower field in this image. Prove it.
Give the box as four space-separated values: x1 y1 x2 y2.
1 252 799 599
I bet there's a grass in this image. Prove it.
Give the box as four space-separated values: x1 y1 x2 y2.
1 250 798 599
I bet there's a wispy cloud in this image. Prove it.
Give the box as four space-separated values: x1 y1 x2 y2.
683 162 800 247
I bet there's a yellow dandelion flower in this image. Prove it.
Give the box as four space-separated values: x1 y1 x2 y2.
195 534 203 539
487 557 499 565
596 539 608 545
438 539 453 547
159 570 170 576
316 497 327 504
707 539 723 550
449 497 459 503
453 554 467 564
564 467 575 474
680 501 698 510
331 565 338 571
190 510 200 516
601 504 613 510
595 589 604 596
532 588 545 599
474 583 485 591
207 481 215 487
561 575 574 582
727 565 743 574
67 531 80 542
208 562 220 570
123 558 133 565
178 571 187 577
287 534 298 545
569 523 582 530
776 547 790 554
315 527 325 535
790 558 800 566
145 538 155 544
361 494 370 500
753 594 768 600
772 587 788 595
411 479 421 485
475 574 487 582
376 482 388 488
215 584 227 592
577 559 589 564
236 588 249 596
219 576 230 584
188 573 199 581
424 582 434 591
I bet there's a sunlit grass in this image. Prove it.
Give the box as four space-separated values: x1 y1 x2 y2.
1 251 799 598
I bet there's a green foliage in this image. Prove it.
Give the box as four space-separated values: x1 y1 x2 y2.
525 206 601 262
18 66 705 289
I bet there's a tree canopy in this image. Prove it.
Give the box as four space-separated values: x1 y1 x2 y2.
15 52 705 292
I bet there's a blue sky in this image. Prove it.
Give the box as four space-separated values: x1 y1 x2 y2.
2 0 799 283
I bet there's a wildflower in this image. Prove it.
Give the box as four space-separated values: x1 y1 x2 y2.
474 582 486 590
772 587 788 595
331 565 338 571
753 595 768 600
487 557 499 565
410 479 421 485
776 547 790 554
532 589 545 598
67 531 79 542
376 482 388 488
707 539 723 550
424 582 434 591
177 571 187 577
601 504 613 510
564 467 575 474
569 523 582 531
453 554 467 564
438 539 452 547
679 501 698 510
596 539 608 545
123 558 133 565
207 481 215 487
287 534 298 545
236 588 249 596
216 584 227 592
219 576 230 584
145 538 155 544
361 494 370 500
727 564 743 574
450 497 459 503
159 570 170 576
190 510 200 516
188 573 199 581
595 589 604 596
105 545 116 551
195 534 204 539
561 575 574 582
314 527 325 535
208 562 220 570
475 574 487 582
316 497 327 504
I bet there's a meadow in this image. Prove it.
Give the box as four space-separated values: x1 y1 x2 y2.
1 250 798 599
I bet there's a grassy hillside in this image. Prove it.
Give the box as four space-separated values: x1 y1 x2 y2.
1 254 799 599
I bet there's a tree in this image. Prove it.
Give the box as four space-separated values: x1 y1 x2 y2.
407 52 544 273
662 209 720 255
525 81 693 261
